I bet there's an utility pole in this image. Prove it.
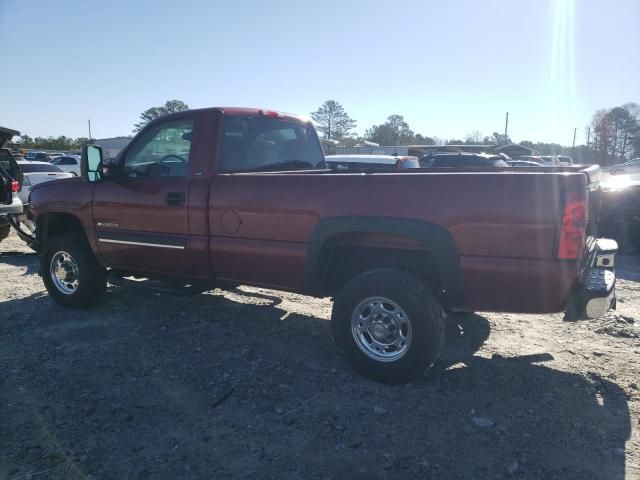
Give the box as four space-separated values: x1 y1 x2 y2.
586 127 591 147
504 112 509 142
572 127 577 148
88 120 92 141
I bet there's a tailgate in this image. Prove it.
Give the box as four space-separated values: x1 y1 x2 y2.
583 165 602 242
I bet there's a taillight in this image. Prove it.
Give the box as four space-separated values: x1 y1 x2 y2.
558 190 588 259
11 181 20 192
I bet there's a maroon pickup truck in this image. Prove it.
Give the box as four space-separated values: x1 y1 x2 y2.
26 107 617 383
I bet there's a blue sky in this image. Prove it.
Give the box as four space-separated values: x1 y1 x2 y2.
1 0 638 145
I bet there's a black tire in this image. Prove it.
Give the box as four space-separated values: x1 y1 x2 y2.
331 268 446 384
41 234 106 308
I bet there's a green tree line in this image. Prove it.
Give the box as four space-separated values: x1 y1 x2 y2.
14 135 94 151
311 99 640 164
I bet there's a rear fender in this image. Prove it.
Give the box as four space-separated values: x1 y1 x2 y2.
305 216 464 308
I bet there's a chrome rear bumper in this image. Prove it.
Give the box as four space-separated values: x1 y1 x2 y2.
564 238 617 320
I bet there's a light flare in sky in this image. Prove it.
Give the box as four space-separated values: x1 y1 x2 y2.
548 0 577 144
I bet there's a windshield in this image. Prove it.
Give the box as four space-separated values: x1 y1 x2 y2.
219 116 324 172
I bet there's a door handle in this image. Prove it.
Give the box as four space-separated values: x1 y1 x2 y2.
166 192 186 207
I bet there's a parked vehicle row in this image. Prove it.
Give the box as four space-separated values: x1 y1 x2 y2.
422 152 509 168
16 160 73 203
325 154 420 171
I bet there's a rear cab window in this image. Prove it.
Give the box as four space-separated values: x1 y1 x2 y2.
219 115 324 172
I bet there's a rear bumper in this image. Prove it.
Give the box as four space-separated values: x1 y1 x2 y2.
0 192 23 216
564 238 617 320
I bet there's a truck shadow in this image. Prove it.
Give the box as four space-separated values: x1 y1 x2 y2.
0 250 39 276
616 254 640 282
0 286 632 480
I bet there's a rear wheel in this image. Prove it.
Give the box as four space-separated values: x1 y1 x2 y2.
331 268 446 384
41 234 106 308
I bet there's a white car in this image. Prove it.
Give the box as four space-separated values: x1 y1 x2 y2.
50 155 81 176
610 158 640 176
539 156 560 166
557 155 573 166
17 160 73 203
325 154 420 170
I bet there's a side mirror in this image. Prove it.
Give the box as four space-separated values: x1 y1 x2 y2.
81 145 103 182
101 157 120 179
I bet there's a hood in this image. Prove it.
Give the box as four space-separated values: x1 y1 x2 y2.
0 126 20 148
29 175 82 193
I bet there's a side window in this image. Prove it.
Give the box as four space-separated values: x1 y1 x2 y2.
62 157 75 165
220 116 323 171
123 118 195 178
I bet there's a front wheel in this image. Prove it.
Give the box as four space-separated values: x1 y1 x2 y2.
41 234 107 308
331 268 446 384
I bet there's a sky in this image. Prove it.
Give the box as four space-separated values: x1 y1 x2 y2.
1 0 639 145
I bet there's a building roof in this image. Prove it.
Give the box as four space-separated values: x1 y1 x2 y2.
493 144 539 156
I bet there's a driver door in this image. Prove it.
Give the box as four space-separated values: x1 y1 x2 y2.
92 115 196 276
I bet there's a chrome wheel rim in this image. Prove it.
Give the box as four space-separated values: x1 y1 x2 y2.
351 296 412 362
50 251 79 295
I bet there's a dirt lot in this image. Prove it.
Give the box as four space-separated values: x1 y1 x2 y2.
1 230 639 480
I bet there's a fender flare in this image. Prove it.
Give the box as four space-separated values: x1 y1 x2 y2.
304 216 465 307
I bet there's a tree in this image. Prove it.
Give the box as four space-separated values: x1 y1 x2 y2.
465 131 484 144
133 99 189 132
414 133 435 145
73 137 92 149
490 132 511 146
310 100 357 140
15 134 33 149
365 115 416 145
590 104 640 165
519 141 565 156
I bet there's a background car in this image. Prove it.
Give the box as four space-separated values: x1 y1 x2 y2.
50 154 81 176
17 160 73 203
610 158 640 176
539 155 560 166
557 155 573 166
422 152 509 168
325 154 420 171
513 155 545 164
507 160 543 167
24 151 52 161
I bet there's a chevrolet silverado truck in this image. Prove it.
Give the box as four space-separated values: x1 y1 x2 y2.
26 107 617 383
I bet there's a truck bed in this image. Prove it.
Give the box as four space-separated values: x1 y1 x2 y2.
205 165 601 313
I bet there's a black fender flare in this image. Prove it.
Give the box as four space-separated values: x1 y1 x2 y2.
304 216 465 308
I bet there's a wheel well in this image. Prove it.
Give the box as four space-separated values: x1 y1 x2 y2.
38 213 86 244
319 240 443 300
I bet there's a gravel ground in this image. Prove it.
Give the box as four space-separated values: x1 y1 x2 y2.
1 230 639 480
